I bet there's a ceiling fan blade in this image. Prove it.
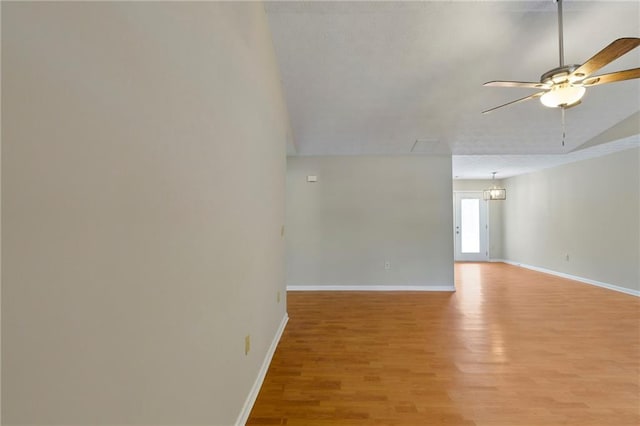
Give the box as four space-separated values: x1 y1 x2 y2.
581 68 640 87
570 37 640 81
482 91 545 114
484 81 548 89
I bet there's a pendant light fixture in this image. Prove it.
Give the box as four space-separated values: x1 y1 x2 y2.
483 172 506 200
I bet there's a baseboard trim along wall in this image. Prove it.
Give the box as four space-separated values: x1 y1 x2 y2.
500 260 640 297
287 285 456 292
235 314 289 426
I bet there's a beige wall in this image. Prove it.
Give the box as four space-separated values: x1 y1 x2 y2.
502 147 640 292
2 2 289 424
453 180 504 260
286 156 454 288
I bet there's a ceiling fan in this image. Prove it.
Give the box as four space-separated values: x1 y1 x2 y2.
482 0 640 114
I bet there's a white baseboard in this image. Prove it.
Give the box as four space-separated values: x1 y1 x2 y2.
235 313 289 426
287 285 455 292
501 260 640 297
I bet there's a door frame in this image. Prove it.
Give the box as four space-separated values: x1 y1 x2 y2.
453 191 490 261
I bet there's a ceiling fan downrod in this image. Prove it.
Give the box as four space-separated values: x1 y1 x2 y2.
557 0 564 67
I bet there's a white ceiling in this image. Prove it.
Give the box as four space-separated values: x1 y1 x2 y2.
265 1 640 178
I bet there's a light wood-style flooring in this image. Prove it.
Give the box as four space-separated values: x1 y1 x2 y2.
248 262 640 425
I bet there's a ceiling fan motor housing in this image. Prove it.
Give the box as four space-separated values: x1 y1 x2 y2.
540 64 582 85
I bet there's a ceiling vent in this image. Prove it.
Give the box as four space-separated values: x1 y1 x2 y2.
411 139 440 154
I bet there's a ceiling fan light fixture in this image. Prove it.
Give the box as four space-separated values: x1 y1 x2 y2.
540 84 586 108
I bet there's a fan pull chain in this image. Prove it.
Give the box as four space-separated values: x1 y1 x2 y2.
561 107 566 147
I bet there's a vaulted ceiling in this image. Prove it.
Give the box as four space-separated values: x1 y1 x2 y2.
265 1 640 178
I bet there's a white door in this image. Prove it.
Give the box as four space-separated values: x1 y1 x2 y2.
454 192 488 261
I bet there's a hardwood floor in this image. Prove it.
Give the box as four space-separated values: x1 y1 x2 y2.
247 263 640 425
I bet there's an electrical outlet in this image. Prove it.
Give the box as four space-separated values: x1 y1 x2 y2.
245 335 250 355
384 261 391 270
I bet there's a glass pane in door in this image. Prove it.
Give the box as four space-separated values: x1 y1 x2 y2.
460 198 480 253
